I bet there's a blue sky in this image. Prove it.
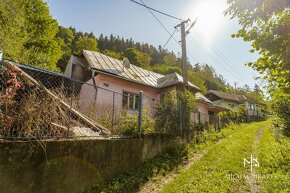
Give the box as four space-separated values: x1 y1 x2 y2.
47 0 261 89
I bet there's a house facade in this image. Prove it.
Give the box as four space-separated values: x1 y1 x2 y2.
205 90 263 118
64 50 214 121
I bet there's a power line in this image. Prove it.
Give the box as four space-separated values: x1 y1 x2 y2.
138 0 173 38
187 34 253 85
187 36 249 86
133 1 199 67
163 28 177 49
138 0 181 49
130 0 182 21
193 31 254 84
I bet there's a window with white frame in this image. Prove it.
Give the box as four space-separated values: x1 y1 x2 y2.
249 104 255 111
123 91 139 110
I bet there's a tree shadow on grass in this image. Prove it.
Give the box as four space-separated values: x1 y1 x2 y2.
82 144 188 193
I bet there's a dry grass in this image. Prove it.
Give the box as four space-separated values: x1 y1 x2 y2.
0 62 83 139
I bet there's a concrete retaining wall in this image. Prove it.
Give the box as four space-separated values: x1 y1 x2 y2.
0 133 192 193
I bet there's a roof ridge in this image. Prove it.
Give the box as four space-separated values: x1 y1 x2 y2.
81 50 200 91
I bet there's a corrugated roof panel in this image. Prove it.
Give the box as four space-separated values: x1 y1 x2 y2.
112 58 137 80
143 69 160 87
92 52 114 74
149 71 161 80
99 52 124 76
106 56 131 79
129 64 149 85
84 51 104 70
81 50 200 90
134 66 157 87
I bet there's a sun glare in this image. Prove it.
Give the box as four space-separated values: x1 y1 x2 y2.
186 0 228 43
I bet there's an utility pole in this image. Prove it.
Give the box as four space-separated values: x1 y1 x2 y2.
0 51 3 61
175 19 196 87
234 82 238 92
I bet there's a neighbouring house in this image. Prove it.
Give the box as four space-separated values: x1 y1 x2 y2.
205 90 264 119
193 92 229 124
64 50 218 121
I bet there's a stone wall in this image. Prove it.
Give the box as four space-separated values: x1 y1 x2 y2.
0 133 192 193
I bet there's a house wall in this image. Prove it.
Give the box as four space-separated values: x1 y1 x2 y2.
212 99 240 112
79 73 160 117
243 102 261 116
191 102 209 124
196 102 208 114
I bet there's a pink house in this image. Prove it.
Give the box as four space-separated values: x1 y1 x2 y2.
64 50 220 124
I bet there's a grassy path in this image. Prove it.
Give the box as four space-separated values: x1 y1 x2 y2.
160 121 269 193
85 121 289 193
256 124 290 192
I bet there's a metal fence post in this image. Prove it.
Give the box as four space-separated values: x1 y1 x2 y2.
274 121 279 142
198 111 201 131
214 114 217 131
179 100 182 133
112 92 115 131
0 51 3 62
68 80 75 137
218 115 221 130
138 91 143 138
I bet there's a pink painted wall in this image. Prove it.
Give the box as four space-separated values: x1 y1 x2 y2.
79 73 159 117
191 101 210 124
79 73 210 124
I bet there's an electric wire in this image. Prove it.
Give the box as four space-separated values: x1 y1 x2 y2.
138 0 181 46
131 0 255 89
138 0 198 63
130 0 182 21
187 36 249 85
193 31 254 84
187 35 252 86
163 28 177 49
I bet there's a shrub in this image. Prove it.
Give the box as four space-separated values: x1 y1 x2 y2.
155 90 195 133
0 66 22 99
272 91 290 136
119 108 155 136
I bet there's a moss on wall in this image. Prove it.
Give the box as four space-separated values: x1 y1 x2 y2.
0 133 188 193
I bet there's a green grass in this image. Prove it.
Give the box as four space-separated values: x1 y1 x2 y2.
160 121 268 193
83 128 232 193
256 125 290 192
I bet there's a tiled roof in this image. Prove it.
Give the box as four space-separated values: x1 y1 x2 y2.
207 90 259 103
81 50 200 91
207 90 240 102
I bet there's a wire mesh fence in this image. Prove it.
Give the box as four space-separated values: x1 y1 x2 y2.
0 61 224 140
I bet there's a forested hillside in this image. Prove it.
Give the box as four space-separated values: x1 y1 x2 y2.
56 26 234 93
0 0 263 98
0 0 62 71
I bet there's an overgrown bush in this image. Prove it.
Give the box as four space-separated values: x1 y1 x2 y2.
118 108 155 136
219 106 248 126
0 62 77 138
0 66 22 98
155 90 195 133
272 91 290 136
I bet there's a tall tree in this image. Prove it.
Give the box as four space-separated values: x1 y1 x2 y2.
226 0 290 134
225 0 290 90
56 26 74 71
0 0 62 71
0 0 27 60
75 36 98 54
123 48 151 68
